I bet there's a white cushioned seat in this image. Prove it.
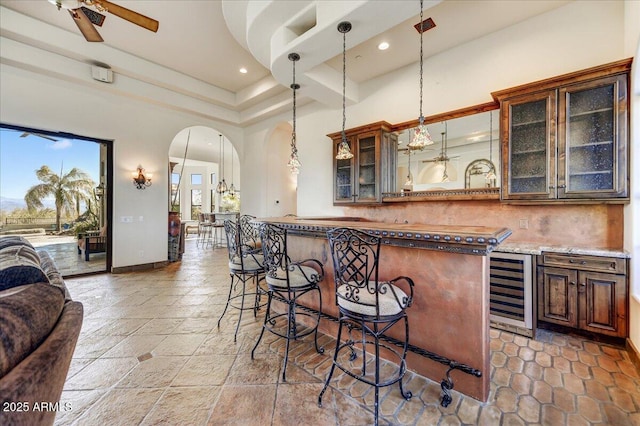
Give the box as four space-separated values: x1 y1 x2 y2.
266 265 321 288
228 253 263 272
337 281 408 317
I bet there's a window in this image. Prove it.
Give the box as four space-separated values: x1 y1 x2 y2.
191 189 202 220
170 173 180 212
211 189 216 212
191 174 202 185
210 173 216 185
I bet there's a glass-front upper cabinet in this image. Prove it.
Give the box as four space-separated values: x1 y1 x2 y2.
559 75 627 198
502 91 557 200
330 122 397 205
496 59 629 202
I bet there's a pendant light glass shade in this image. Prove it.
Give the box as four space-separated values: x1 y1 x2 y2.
335 21 354 160
287 53 302 174
408 0 434 150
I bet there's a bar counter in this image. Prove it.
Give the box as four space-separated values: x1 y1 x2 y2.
254 216 512 403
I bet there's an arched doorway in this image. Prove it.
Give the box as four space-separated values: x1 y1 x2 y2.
168 126 240 232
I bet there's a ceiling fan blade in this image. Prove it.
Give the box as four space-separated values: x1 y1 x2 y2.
19 132 59 142
69 8 103 42
98 0 159 32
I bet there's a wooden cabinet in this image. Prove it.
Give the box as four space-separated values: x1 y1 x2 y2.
537 252 627 338
494 59 630 202
329 122 397 204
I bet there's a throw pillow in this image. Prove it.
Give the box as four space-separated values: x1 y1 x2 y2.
0 243 49 291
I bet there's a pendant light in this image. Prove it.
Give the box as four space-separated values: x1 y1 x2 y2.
408 0 434 150
440 123 450 182
485 110 497 181
405 149 413 187
335 21 354 160
287 53 302 174
215 133 227 194
228 140 236 196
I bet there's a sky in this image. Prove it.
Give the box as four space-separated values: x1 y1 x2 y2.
0 127 100 205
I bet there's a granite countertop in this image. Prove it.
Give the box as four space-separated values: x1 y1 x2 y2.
495 242 630 259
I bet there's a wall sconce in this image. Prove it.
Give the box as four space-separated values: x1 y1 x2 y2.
132 165 152 189
94 182 105 199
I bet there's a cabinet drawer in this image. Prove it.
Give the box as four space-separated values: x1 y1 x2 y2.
540 253 625 274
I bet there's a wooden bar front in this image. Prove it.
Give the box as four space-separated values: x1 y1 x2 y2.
255 217 511 402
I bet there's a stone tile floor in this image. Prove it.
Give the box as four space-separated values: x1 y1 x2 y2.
24 235 106 276
54 238 640 425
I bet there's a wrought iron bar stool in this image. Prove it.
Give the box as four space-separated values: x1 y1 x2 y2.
318 227 414 425
197 213 212 247
217 218 266 342
251 222 325 381
208 213 225 248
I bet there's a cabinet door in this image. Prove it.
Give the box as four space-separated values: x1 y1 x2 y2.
558 75 628 198
538 266 577 327
502 90 557 200
354 131 380 203
333 138 355 204
579 271 627 337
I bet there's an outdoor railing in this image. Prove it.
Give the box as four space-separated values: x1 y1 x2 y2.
5 218 57 225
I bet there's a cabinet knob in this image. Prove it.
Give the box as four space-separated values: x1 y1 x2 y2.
570 281 576 286
569 259 587 265
579 282 586 286
557 184 566 189
549 185 555 189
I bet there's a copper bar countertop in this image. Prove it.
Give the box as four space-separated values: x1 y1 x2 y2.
255 216 512 255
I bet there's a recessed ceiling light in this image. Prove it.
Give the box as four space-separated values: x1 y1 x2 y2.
378 42 389 51
239 67 248 74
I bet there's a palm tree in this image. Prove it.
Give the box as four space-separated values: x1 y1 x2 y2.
25 165 95 232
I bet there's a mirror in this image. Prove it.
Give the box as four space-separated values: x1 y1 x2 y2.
394 106 500 196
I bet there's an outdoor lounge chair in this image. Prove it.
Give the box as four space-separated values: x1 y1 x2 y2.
77 226 106 261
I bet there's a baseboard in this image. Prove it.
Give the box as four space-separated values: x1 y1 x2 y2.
112 261 168 274
626 338 640 374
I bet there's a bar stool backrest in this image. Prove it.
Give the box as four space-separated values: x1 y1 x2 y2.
224 219 263 272
327 227 388 320
239 214 260 248
223 219 241 263
259 223 291 285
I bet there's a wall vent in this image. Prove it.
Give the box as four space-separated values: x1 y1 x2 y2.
414 17 436 34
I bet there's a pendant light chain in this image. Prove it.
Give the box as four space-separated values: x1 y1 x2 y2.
419 0 424 121
408 0 434 150
336 21 353 160
341 27 347 143
292 58 297 140
216 133 227 194
288 53 301 174
485 110 497 180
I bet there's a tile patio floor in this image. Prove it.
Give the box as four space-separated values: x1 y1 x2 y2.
54 237 640 425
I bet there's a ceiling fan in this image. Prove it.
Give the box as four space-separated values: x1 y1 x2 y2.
422 124 460 163
48 0 159 42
